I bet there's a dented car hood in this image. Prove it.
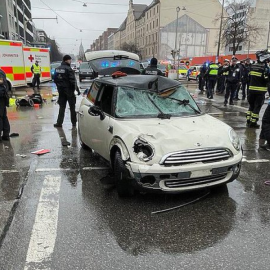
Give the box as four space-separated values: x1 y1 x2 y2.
113 114 235 164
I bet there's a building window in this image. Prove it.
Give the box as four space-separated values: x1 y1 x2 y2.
153 21 154 29
157 6 159 13
156 19 158 27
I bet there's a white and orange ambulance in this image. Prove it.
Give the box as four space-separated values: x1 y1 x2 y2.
0 39 51 90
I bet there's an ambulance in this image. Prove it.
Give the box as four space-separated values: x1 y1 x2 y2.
0 39 51 91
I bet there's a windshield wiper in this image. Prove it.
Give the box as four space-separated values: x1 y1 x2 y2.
147 93 171 119
161 97 201 114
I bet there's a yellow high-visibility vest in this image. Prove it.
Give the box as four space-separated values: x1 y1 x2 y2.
33 64 41 74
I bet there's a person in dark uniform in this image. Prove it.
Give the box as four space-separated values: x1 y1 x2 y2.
53 55 80 128
142 58 163 76
222 58 241 106
246 50 270 128
0 68 10 142
240 59 250 100
217 59 229 94
31 60 41 91
198 62 207 93
259 100 270 149
244 58 252 99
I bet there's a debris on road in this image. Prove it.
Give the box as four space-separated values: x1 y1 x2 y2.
151 191 210 215
16 154 27 158
31 149 50 155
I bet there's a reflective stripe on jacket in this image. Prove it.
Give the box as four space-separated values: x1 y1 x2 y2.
209 64 219 76
249 63 269 93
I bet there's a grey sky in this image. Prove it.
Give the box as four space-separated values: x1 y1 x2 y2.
31 0 153 55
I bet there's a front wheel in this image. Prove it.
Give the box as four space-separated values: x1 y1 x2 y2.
114 151 134 197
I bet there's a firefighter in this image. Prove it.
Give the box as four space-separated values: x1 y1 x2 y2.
0 68 10 142
205 61 219 99
142 58 163 76
259 100 270 149
246 50 270 128
53 55 80 128
31 60 41 91
244 58 252 99
223 58 241 106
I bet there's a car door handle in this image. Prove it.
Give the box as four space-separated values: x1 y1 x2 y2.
78 111 84 117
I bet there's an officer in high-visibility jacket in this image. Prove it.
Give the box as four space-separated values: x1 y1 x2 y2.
205 61 219 99
246 50 270 128
31 60 42 91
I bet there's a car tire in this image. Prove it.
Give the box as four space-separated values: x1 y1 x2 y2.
114 151 134 197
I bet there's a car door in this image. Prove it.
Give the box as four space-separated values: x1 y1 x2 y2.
79 81 100 146
81 82 115 160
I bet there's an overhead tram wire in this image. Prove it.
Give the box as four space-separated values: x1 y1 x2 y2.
39 0 104 32
72 0 128 6
32 6 127 14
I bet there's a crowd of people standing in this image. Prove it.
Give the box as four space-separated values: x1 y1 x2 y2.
198 50 270 147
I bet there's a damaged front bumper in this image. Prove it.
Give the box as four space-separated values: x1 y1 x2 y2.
126 152 242 193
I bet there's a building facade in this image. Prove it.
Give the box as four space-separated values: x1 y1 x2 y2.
89 0 225 60
89 28 117 52
0 0 33 44
225 0 270 55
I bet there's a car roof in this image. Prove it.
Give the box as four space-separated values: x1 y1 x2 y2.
95 75 181 93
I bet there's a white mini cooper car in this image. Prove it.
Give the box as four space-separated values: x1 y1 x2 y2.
78 51 242 197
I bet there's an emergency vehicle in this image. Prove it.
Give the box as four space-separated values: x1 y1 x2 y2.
0 40 51 91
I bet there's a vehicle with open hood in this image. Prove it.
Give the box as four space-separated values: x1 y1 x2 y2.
85 50 141 78
78 50 242 197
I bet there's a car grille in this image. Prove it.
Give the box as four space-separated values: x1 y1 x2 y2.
164 172 228 188
161 148 232 166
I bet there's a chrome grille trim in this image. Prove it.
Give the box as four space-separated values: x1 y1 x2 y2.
164 173 228 188
160 148 233 166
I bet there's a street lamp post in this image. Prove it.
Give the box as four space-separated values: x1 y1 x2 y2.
217 0 225 62
175 6 180 80
23 17 57 45
267 21 270 49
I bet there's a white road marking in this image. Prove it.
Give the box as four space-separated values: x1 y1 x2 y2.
35 167 109 172
0 170 19 173
24 175 61 270
242 158 269 163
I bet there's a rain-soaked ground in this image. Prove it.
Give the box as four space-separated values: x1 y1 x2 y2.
0 79 270 270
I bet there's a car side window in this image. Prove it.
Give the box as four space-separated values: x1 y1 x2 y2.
87 81 101 103
95 84 115 116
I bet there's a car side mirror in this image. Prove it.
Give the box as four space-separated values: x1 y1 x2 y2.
88 106 106 121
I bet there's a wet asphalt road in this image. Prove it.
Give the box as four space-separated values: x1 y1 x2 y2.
1 79 270 270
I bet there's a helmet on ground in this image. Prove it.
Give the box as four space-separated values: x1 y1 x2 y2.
255 50 270 63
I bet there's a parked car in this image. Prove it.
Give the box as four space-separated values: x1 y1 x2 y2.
78 51 242 197
71 63 78 73
79 62 94 82
85 50 141 79
178 65 188 78
50 62 61 79
157 64 166 76
187 66 201 81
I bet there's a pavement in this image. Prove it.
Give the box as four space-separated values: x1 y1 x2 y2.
0 79 270 270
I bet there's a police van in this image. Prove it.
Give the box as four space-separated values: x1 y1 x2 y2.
0 40 51 91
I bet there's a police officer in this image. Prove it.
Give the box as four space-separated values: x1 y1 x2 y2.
0 68 10 142
205 61 219 99
142 58 163 76
217 59 229 94
223 58 241 106
198 62 207 93
246 50 270 128
54 55 80 128
31 60 41 91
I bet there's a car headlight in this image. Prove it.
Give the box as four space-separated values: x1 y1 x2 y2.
133 137 154 162
229 128 241 151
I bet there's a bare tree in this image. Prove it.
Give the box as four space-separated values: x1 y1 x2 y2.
219 0 262 55
120 42 140 55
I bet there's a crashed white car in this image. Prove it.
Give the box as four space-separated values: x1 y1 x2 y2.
78 51 242 197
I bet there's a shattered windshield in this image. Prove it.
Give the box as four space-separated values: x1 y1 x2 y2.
115 85 200 118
